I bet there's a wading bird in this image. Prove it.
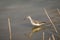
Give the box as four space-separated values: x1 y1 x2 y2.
26 16 46 26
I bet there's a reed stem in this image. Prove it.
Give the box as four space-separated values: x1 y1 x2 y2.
57 8 60 15
43 32 44 40
49 37 51 40
43 8 58 33
52 34 55 40
8 17 12 40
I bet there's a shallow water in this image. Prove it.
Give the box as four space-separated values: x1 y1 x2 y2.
0 0 60 40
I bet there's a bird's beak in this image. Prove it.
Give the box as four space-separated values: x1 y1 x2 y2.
24 16 26 20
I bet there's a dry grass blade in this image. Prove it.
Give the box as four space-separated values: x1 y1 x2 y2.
8 17 12 40
43 8 58 33
57 8 60 15
52 34 55 40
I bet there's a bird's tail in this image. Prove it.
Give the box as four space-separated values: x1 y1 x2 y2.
42 21 46 23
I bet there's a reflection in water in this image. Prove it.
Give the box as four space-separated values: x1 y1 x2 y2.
24 26 46 39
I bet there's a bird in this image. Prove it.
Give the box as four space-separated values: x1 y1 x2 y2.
26 16 46 26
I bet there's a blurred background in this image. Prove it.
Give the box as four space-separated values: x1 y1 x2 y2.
0 0 60 40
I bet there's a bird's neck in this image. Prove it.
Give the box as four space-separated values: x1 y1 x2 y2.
29 17 33 23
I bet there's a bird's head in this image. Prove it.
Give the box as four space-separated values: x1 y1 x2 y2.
27 16 31 19
24 16 31 20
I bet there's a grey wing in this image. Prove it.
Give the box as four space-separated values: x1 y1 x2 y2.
33 20 41 24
